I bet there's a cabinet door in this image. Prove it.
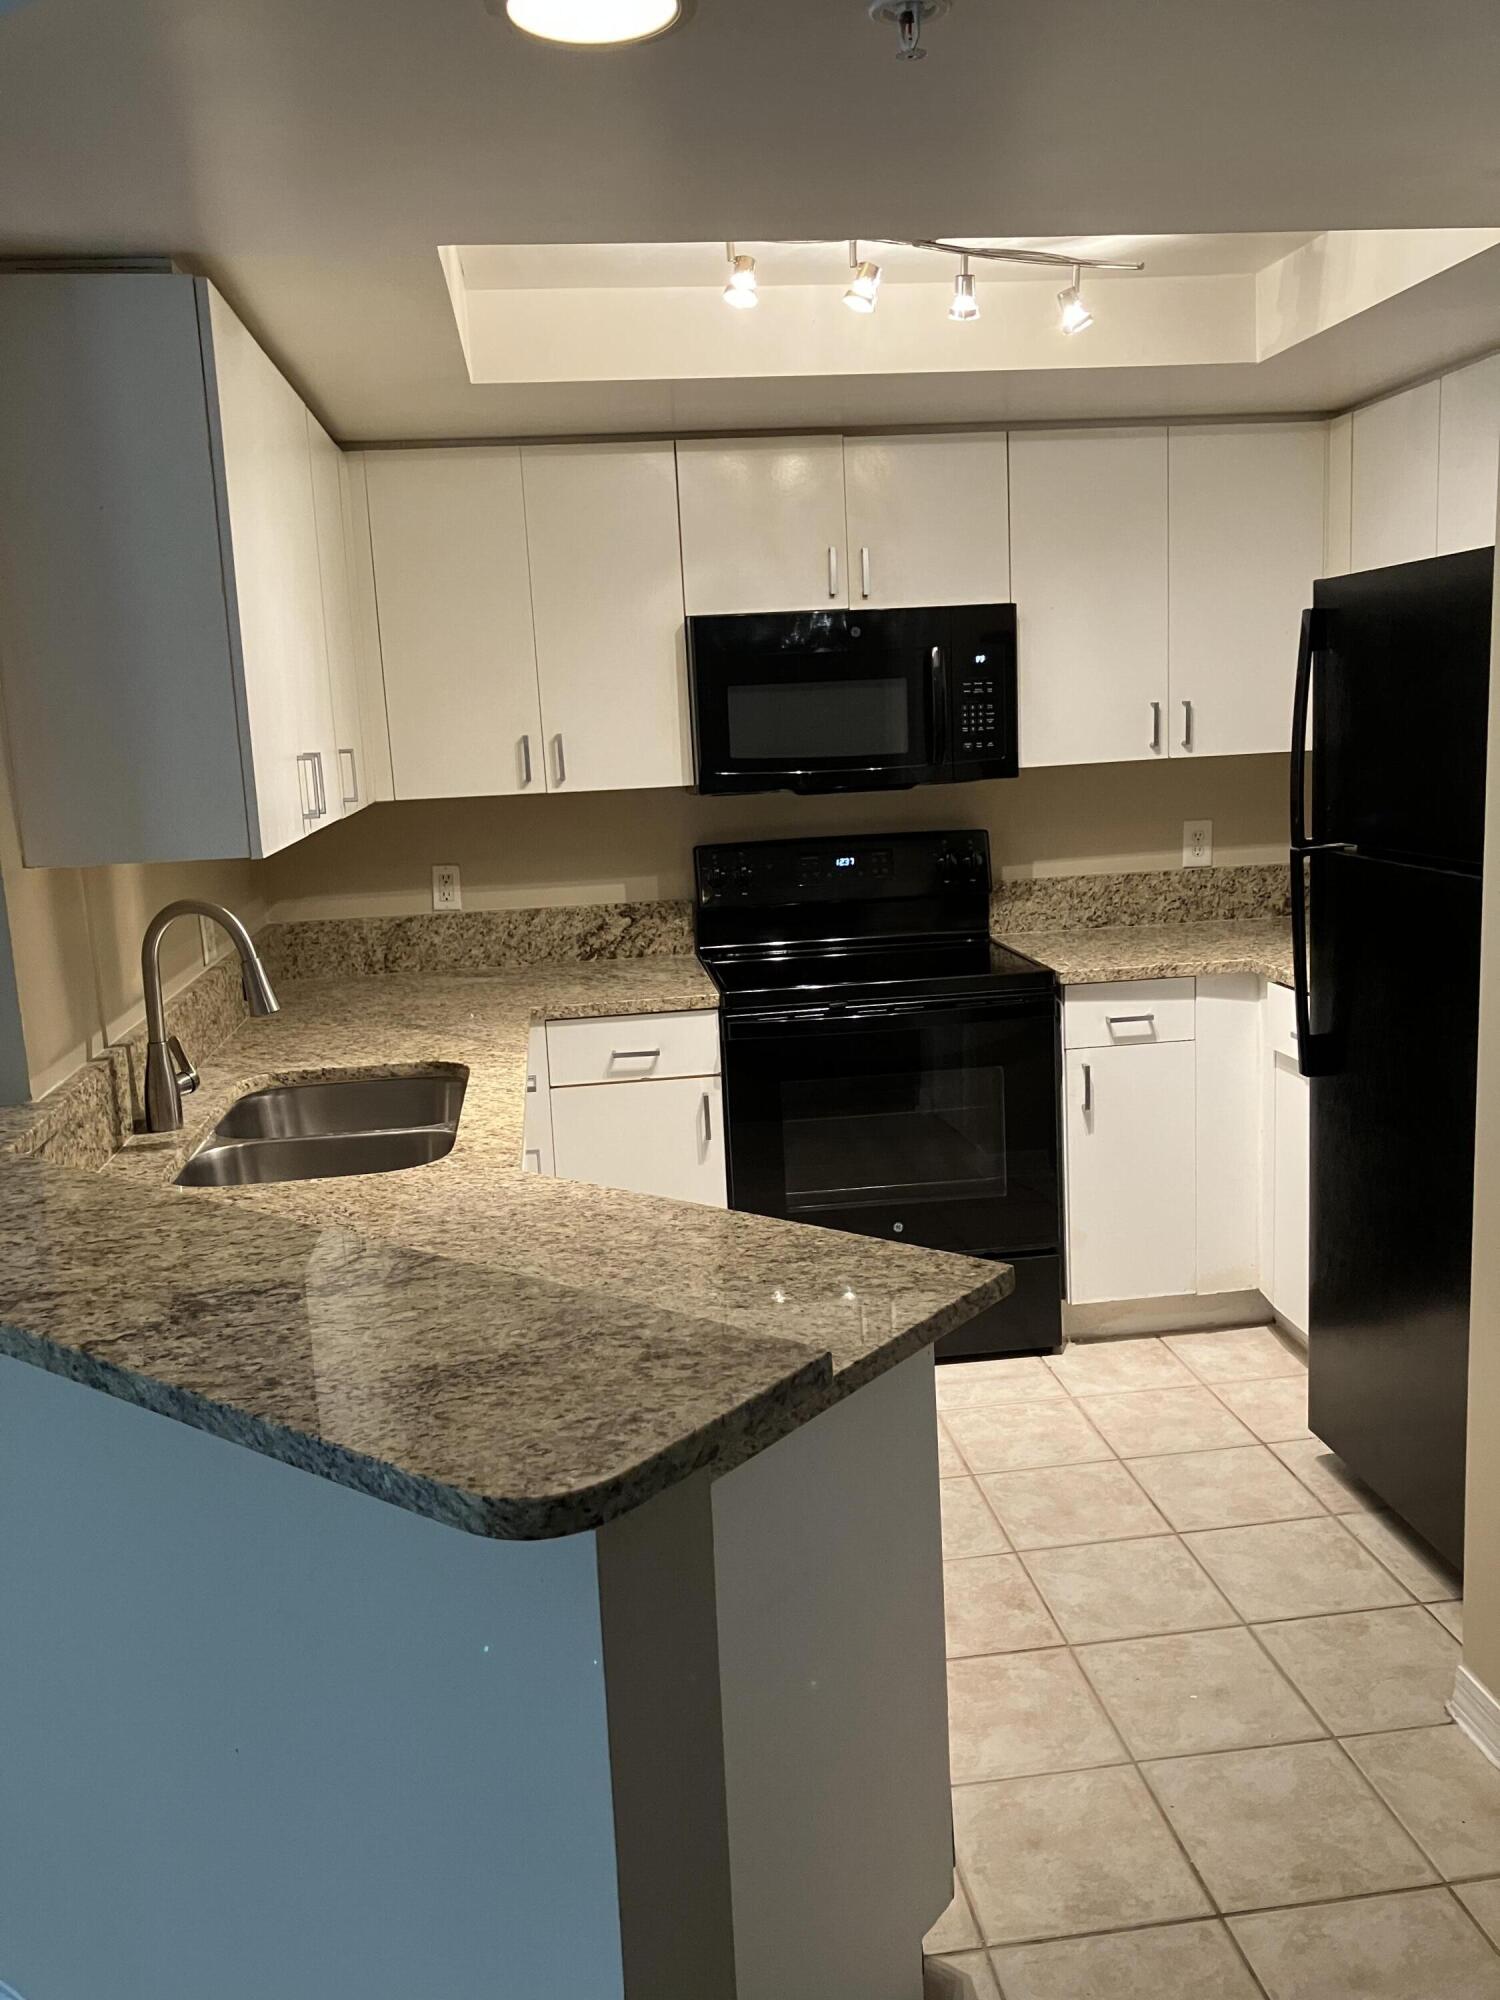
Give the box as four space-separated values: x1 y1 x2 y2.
676 437 848 614
206 288 336 857
522 442 692 792
1351 381 1440 571
1437 353 1500 555
1064 1041 1196 1303
339 454 395 804
1271 1052 1311 1333
1010 428 1169 768
307 414 367 819
1168 424 1326 758
842 434 1011 609
1194 975 1261 1293
364 448 543 800
550 1076 726 1207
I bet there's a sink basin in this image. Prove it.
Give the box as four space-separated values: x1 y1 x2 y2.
175 1070 467 1188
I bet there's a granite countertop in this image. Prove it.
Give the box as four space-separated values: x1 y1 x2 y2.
997 917 1294 988
0 956 1009 1541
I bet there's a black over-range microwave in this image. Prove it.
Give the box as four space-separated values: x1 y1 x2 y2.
686 603 1018 795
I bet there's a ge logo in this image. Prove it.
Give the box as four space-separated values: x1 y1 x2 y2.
893 1220 905 1234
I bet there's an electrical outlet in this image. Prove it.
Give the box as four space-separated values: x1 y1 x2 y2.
1183 819 1213 868
432 864 462 913
200 915 228 965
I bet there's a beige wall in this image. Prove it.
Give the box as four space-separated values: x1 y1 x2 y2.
1463 539 1500 1699
0 716 267 1101
264 754 1290 919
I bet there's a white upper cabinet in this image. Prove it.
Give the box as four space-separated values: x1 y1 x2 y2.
307 412 368 820
842 434 1011 608
364 447 543 801
1437 353 1500 555
1168 423 1326 759
338 454 396 804
676 436 850 614
1350 380 1441 571
1010 428 1169 768
205 290 338 857
521 442 692 793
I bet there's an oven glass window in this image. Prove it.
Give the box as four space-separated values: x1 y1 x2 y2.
779 1022 1008 1214
726 676 910 762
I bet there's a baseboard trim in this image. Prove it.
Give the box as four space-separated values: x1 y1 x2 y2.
1063 1289 1270 1343
1450 1664 1500 1772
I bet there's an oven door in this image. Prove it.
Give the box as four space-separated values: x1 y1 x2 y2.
688 608 945 794
720 992 1060 1257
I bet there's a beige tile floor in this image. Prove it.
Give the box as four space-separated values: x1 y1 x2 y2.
923 1326 1500 2000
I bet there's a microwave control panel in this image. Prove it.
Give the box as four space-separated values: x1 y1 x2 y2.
958 665 1001 758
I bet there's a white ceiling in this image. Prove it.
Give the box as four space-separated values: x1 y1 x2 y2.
2 0 1499 438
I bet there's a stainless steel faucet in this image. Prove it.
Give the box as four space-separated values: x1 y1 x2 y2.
141 901 278 1133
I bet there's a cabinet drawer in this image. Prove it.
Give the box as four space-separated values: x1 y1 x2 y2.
1263 979 1300 1062
1063 980 1195 1049
545 1009 720 1086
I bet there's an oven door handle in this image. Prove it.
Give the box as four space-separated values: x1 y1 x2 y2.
727 993 1053 1031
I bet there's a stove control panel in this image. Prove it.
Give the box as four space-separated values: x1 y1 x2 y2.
696 831 991 917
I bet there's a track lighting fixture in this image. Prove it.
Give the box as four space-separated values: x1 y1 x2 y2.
501 0 683 45
843 242 883 314
1057 263 1093 335
948 254 979 322
722 243 759 309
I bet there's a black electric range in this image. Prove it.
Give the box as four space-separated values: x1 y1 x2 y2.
695 830 1063 1357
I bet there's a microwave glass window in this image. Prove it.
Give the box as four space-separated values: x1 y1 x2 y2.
726 677 910 762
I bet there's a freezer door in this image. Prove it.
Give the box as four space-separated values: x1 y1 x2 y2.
1306 847 1481 1569
1311 547 1493 869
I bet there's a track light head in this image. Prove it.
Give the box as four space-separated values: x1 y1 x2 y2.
723 246 759 309
948 255 979 322
843 247 882 315
1057 263 1093 335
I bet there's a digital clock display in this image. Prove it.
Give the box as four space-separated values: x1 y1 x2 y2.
834 855 856 869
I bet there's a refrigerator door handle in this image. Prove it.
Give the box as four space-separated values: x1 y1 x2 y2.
1291 847 1341 1080
1290 605 1330 850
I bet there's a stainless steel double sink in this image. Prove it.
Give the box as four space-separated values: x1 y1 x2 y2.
175 1070 468 1188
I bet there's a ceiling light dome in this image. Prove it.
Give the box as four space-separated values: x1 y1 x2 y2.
503 0 683 46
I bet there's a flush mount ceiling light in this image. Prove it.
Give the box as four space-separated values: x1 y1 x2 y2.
948 254 979 322
868 0 951 61
843 242 883 314
1057 263 1094 334
498 0 684 46
722 242 759 308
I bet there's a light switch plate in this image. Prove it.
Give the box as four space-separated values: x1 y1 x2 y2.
432 864 462 913
1183 819 1213 868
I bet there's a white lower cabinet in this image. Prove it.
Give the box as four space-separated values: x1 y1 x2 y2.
551 1075 725 1207
1064 1039 1198 1303
1063 975 1308 1318
1261 981 1311 1334
521 1025 555 1178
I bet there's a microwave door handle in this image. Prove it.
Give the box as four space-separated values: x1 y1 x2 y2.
929 646 948 769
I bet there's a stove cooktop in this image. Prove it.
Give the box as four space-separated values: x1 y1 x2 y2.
699 935 1055 1012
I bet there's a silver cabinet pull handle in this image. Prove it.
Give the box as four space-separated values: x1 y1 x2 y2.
523 1147 542 1173
701 1088 713 1146
827 544 839 599
1082 1061 1093 1116
1150 701 1162 752
860 545 871 599
1181 698 1194 751
338 746 359 807
611 1047 661 1062
1106 1012 1156 1028
312 751 328 818
297 752 315 824
519 733 533 787
552 733 567 785
526 1074 537 1094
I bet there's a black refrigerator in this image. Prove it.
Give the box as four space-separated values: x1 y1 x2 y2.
1293 546 1494 1572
